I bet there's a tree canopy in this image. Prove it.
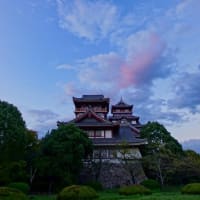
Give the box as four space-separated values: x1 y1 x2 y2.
37 123 93 191
140 121 183 185
140 121 183 155
0 100 27 162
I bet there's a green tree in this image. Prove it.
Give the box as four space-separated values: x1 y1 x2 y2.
25 130 40 185
172 150 200 184
0 100 27 162
0 100 30 184
140 121 183 155
37 123 93 192
140 121 183 185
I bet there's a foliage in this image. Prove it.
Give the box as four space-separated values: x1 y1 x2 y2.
181 183 200 194
0 187 29 200
0 100 40 186
25 190 200 200
172 150 200 184
8 182 30 194
140 121 183 185
141 179 160 190
85 181 103 191
25 129 40 186
37 124 93 192
0 100 27 162
0 160 28 186
140 121 183 155
118 184 152 195
57 185 98 200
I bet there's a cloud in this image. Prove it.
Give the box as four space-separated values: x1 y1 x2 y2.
169 67 200 112
176 0 200 18
32 121 57 138
56 64 74 70
54 0 200 131
120 86 187 126
182 139 200 153
65 31 173 93
120 31 169 88
23 109 61 137
56 0 118 41
59 30 180 127
28 109 59 123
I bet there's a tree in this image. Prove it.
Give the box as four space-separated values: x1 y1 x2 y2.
0 100 27 162
37 123 93 192
25 130 40 186
0 100 30 184
140 121 183 185
140 121 183 155
172 150 200 184
118 141 141 184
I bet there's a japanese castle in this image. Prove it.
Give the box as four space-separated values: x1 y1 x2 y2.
59 95 147 188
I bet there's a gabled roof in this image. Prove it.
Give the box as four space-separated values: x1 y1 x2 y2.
69 108 118 127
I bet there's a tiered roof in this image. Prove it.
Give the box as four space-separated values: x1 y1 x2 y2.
58 95 146 147
112 97 133 110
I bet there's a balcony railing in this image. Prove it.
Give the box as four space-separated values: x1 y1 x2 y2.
75 107 107 112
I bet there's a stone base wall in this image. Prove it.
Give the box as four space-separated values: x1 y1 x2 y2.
79 160 147 188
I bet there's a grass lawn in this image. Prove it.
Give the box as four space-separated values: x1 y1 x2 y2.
29 195 56 200
31 191 200 200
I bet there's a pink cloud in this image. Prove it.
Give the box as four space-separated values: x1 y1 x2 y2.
119 32 165 88
61 32 167 100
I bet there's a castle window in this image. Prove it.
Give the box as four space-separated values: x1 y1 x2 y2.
87 130 95 137
95 130 104 137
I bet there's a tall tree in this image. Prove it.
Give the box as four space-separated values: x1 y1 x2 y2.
0 100 27 162
172 150 200 184
0 100 33 184
37 123 93 192
140 121 183 155
25 130 39 185
140 121 183 185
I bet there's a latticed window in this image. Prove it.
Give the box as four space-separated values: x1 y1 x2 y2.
95 130 103 137
87 130 95 137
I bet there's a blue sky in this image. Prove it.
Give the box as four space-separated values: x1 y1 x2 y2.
0 0 200 141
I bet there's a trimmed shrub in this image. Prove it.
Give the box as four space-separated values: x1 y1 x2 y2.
8 182 30 194
181 183 200 194
141 179 160 190
0 187 29 200
119 184 152 195
57 185 98 200
85 181 103 191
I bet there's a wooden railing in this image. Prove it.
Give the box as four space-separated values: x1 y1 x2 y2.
75 107 107 112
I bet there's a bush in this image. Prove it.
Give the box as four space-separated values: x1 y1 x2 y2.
57 185 98 200
0 187 29 200
141 179 160 190
119 184 151 195
85 181 103 191
181 183 200 194
8 182 30 194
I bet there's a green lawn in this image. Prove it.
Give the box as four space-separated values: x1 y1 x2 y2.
29 195 56 200
30 191 200 200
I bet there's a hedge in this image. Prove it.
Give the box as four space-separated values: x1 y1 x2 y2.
8 182 30 194
57 185 98 200
119 184 152 195
0 187 29 200
181 183 200 194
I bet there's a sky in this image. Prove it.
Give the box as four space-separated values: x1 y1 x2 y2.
0 0 200 142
